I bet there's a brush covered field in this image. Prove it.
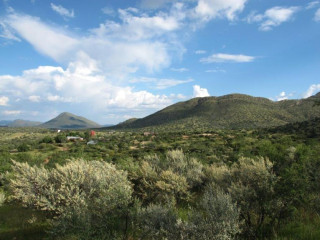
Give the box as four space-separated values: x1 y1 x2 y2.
0 123 320 240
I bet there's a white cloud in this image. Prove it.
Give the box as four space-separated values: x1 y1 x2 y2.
0 61 178 113
171 67 189 72
303 84 320 98
194 0 248 21
0 22 21 41
93 5 184 41
193 85 210 97
50 3 74 18
47 95 73 102
275 91 294 101
206 68 226 73
195 50 206 54
200 53 255 63
130 77 193 89
306 1 320 9
314 8 320 21
0 96 9 106
3 110 21 115
247 6 300 31
5 14 79 62
28 95 40 102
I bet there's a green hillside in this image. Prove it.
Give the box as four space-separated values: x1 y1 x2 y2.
41 112 101 129
8 119 42 127
111 93 320 130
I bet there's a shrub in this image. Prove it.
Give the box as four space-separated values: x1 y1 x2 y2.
206 157 278 238
10 159 133 238
135 150 204 205
137 204 179 240
190 186 240 240
17 143 30 152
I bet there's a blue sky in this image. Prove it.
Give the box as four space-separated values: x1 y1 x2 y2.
0 0 319 124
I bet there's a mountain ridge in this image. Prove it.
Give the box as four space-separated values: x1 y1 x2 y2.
110 93 320 130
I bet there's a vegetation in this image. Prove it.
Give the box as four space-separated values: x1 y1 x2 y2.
0 104 320 239
111 93 320 130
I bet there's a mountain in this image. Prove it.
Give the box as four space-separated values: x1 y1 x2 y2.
110 93 320 130
8 119 42 127
0 120 42 127
0 120 12 126
40 112 101 129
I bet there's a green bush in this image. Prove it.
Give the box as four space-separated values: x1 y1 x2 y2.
10 159 133 239
190 186 240 240
206 157 278 238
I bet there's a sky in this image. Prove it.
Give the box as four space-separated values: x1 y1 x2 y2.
0 0 319 124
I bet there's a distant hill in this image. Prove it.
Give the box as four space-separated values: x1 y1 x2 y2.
110 93 320 130
0 120 12 126
0 119 42 127
8 119 42 127
41 112 101 129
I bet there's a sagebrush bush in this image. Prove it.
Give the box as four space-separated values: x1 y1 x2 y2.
206 157 278 238
10 159 133 238
190 186 240 240
135 150 204 205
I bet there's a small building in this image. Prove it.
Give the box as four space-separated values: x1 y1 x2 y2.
87 140 97 145
67 136 84 141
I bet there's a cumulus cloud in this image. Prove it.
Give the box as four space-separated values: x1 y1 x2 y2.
194 0 248 21
50 3 74 18
200 53 255 63
0 61 175 113
314 8 320 21
275 91 294 101
247 6 300 31
303 84 320 98
0 1 252 121
193 85 210 97
0 96 9 106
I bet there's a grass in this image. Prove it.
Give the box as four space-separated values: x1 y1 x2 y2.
274 211 320 240
0 204 49 240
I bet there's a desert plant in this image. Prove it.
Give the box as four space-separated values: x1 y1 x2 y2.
10 159 133 238
190 186 240 240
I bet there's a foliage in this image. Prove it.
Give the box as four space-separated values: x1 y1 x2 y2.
10 159 133 238
190 186 240 240
207 157 278 238
137 204 181 240
134 150 204 205
110 93 320 130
